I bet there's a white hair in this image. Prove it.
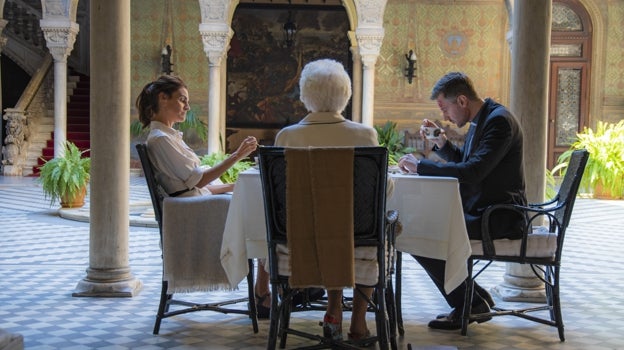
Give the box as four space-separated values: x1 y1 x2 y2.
299 59 352 113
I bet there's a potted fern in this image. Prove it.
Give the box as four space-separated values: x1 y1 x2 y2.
552 120 624 199
38 142 91 208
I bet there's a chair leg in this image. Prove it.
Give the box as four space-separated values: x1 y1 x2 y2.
385 279 398 350
267 285 280 350
153 281 170 335
246 259 259 333
279 289 293 349
374 285 390 350
461 261 474 336
395 251 405 336
550 266 565 341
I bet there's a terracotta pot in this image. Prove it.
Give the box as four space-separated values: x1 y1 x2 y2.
60 186 87 208
593 181 623 200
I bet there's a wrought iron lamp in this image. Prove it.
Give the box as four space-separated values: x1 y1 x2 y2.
405 49 417 84
283 0 297 48
161 44 173 75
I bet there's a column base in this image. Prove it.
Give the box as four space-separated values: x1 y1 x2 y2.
490 283 546 303
72 277 143 297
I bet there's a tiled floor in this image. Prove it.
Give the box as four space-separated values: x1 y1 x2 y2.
1 175 623 350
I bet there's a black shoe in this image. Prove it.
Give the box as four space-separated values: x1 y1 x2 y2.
428 303 491 330
436 291 496 319
476 289 496 308
255 293 271 319
292 288 325 307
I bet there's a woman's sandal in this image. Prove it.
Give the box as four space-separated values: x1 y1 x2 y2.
348 329 375 347
320 314 342 341
255 293 271 319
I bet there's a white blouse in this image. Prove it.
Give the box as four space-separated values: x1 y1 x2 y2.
146 121 211 197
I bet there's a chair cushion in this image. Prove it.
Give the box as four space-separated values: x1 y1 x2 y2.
470 226 558 258
276 244 378 287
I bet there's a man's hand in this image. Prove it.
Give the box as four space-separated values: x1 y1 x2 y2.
420 119 447 149
398 153 419 174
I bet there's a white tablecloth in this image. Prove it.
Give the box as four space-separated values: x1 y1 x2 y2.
220 170 471 293
387 174 471 293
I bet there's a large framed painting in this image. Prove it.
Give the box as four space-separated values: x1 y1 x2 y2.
227 5 350 129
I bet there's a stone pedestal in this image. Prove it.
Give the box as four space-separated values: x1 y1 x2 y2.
491 263 546 303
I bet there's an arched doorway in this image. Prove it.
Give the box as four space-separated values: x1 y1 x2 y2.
548 0 592 169
225 2 351 152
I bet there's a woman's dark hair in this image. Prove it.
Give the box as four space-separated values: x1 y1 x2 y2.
136 75 187 128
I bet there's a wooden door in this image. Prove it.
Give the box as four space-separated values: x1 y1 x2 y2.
548 0 592 169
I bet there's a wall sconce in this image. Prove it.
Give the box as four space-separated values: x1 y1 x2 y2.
283 0 297 48
161 44 173 75
405 49 417 84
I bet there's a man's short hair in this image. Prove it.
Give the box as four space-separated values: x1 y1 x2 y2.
430 72 480 101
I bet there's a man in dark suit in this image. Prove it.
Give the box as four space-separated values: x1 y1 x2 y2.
398 72 527 330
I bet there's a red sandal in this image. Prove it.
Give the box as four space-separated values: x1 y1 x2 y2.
320 314 342 340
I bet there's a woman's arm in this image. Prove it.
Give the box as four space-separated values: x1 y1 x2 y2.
196 136 258 188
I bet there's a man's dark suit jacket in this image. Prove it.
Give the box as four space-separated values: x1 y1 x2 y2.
418 98 527 240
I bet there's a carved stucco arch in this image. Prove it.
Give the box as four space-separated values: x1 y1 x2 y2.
574 0 605 126
199 0 387 64
197 0 388 151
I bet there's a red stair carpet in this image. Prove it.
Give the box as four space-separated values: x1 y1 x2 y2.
33 74 90 175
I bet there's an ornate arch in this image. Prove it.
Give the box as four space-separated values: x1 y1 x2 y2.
574 0 605 126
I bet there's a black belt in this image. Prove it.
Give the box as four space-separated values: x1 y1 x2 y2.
169 188 192 197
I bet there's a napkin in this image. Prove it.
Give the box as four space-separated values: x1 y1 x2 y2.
285 148 355 289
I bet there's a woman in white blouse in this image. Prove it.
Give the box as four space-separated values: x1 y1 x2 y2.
136 75 257 197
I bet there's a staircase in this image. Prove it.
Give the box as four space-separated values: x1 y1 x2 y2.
31 74 90 176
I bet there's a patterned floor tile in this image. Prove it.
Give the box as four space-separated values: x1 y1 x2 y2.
1 175 624 349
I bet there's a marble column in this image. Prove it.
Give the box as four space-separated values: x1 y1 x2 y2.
40 19 78 157
491 0 552 302
199 24 231 154
348 32 362 123
73 0 142 297
355 28 384 128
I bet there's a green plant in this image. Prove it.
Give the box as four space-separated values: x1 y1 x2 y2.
38 142 91 207
375 121 416 165
552 120 624 198
131 105 208 142
200 152 253 183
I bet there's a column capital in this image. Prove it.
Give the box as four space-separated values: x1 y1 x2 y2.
199 23 232 66
40 19 79 62
355 27 384 69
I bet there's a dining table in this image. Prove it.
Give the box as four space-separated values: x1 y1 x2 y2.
220 168 471 294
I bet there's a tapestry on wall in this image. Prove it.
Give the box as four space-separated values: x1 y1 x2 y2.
227 6 350 129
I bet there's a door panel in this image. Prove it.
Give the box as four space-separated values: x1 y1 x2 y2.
548 62 588 168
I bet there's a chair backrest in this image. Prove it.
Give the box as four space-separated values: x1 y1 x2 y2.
136 143 165 230
553 149 589 231
258 146 389 277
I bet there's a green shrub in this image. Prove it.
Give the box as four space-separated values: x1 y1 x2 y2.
199 152 253 183
375 121 416 165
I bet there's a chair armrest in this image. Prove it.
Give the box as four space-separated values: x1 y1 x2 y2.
480 202 563 258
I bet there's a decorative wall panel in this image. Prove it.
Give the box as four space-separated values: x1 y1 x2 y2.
226 7 350 128
604 0 624 97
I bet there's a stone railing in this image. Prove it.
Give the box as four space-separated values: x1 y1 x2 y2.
2 54 53 176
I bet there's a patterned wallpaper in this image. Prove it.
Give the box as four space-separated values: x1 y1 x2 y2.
127 0 621 131
604 0 624 98
378 0 508 105
130 0 207 115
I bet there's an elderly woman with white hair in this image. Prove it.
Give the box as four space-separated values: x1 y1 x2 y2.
273 58 381 342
